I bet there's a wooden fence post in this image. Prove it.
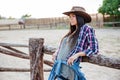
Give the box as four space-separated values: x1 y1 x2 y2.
29 38 44 80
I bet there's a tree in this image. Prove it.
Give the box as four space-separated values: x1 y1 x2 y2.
21 14 31 19
98 0 120 21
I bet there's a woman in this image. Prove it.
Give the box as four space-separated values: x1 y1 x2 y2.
48 6 99 80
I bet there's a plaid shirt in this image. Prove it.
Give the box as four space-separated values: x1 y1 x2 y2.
69 24 99 58
57 24 99 61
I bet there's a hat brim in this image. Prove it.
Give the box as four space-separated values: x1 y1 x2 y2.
63 11 91 23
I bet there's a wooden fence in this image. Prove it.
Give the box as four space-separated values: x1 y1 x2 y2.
0 13 120 30
24 17 69 29
0 38 120 80
0 19 25 30
0 14 103 30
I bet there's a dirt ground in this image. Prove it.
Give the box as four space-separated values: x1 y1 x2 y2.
0 28 120 80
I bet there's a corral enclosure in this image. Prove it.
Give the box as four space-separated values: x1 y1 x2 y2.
0 13 103 30
0 28 120 80
24 13 103 28
0 13 120 80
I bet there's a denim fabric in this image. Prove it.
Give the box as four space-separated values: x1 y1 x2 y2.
48 60 86 80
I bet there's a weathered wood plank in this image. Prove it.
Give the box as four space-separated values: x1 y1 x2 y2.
89 54 120 69
0 43 28 47
0 67 51 72
2 46 27 55
29 38 44 80
44 59 54 67
0 47 29 59
44 68 51 72
0 67 30 72
44 46 56 55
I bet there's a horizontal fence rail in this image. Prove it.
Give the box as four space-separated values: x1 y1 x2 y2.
0 42 119 69
0 38 120 80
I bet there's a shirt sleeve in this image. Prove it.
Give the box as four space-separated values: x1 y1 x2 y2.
84 27 99 57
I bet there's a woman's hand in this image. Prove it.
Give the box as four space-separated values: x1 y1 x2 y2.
67 52 86 65
67 54 78 65
52 52 57 62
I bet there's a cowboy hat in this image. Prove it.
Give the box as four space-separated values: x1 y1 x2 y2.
63 6 91 23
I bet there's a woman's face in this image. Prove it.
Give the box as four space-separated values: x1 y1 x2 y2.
69 13 77 26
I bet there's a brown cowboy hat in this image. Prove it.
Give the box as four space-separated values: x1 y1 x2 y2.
63 6 91 23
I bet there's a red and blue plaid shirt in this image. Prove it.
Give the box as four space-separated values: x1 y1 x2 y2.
57 25 99 61
70 24 99 56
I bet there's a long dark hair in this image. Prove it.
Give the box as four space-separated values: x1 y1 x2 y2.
62 14 85 49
